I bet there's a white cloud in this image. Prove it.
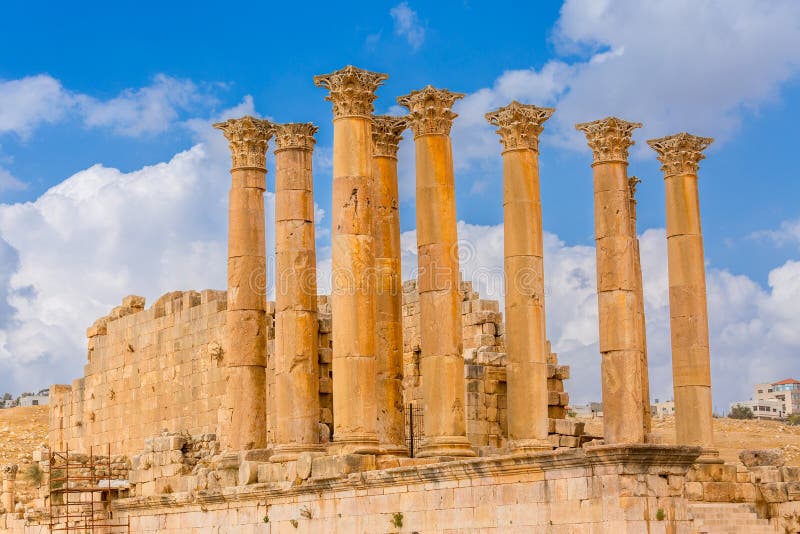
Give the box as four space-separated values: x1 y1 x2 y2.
390 2 425 50
0 75 74 139
0 74 219 142
0 166 25 193
0 98 258 394
749 218 800 248
396 221 800 411
78 74 217 137
449 0 800 175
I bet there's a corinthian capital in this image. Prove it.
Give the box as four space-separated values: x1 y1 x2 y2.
485 101 554 152
372 115 409 158
575 117 642 164
273 122 318 152
397 85 465 137
213 116 274 170
313 65 388 119
647 132 713 177
1 464 18 480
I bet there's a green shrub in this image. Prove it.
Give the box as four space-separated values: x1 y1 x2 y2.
729 405 754 420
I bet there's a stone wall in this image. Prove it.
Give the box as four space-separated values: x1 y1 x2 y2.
402 280 574 450
50 280 574 459
49 291 230 456
2 445 700 533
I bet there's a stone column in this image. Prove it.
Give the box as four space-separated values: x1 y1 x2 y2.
271 122 324 461
575 117 646 445
647 133 716 453
314 66 387 454
628 177 653 435
213 116 272 451
398 86 475 458
485 102 554 453
372 115 409 456
1 465 17 513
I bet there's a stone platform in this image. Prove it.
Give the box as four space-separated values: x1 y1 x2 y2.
113 445 699 533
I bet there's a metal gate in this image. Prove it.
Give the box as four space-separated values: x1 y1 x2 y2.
405 403 424 457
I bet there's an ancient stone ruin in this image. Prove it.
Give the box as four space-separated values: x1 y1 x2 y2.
2 65 799 533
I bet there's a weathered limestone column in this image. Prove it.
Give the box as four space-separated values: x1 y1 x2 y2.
271 122 324 461
314 66 387 454
647 133 716 454
575 117 646 445
485 101 554 452
372 115 409 456
398 86 475 458
214 116 272 451
1 465 17 513
628 177 653 435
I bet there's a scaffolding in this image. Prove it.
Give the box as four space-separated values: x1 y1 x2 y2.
48 444 130 533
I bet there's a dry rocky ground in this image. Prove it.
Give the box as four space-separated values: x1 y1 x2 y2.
580 414 800 465
0 405 48 501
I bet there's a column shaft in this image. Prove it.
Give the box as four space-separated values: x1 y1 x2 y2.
214 116 272 451
399 86 475 458
315 66 388 454
272 123 323 461
486 102 554 452
576 117 646 445
648 133 715 451
372 116 409 455
629 178 652 434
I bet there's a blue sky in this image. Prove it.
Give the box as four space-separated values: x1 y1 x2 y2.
0 0 798 410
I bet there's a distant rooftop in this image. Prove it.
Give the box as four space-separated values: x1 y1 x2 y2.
772 378 800 386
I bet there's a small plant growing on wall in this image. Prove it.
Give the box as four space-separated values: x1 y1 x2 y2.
391 512 404 528
656 508 666 521
300 506 313 519
290 519 299 528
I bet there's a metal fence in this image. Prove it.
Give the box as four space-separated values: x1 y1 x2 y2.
405 403 424 457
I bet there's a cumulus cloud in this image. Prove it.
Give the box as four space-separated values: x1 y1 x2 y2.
78 74 218 137
395 221 800 410
0 75 74 138
390 2 425 50
0 98 258 393
450 0 800 175
0 73 219 141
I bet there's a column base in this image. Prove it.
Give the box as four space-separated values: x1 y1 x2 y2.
694 447 724 464
417 436 476 458
508 438 554 454
270 443 326 463
378 443 409 457
332 433 381 455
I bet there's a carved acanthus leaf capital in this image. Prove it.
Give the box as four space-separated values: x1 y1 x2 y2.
485 101 554 152
213 116 274 170
397 85 465 138
575 117 642 164
313 65 388 119
371 115 409 158
273 122 318 152
2 464 18 480
647 132 713 177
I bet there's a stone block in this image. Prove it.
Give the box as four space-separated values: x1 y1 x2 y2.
740 449 785 468
734 482 756 502
759 482 788 503
559 436 580 448
554 419 585 437
311 454 376 480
